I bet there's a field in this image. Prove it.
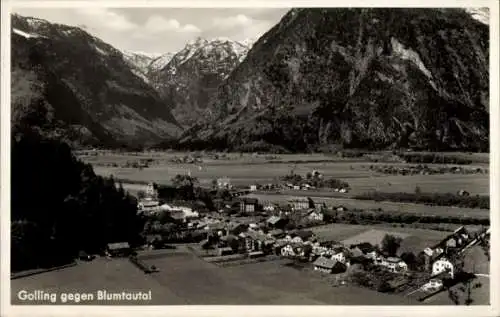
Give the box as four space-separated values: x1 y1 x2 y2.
12 248 422 305
245 193 490 219
11 257 185 305
82 152 489 195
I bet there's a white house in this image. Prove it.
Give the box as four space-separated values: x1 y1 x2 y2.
432 258 454 279
281 244 296 257
422 279 444 292
331 250 347 264
380 257 408 273
306 209 324 221
249 185 258 191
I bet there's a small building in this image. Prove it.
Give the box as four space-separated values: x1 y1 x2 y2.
288 197 310 211
217 177 232 189
228 223 248 235
432 258 454 279
145 183 158 198
217 246 234 256
106 242 131 257
239 197 258 213
380 257 408 273
137 199 161 213
249 185 258 191
331 247 348 264
353 242 378 259
306 209 324 221
267 216 287 229
313 256 346 274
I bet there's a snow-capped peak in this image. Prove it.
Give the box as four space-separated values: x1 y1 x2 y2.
12 28 44 39
123 50 163 59
148 52 175 72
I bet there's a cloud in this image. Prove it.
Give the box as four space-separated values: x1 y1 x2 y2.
212 14 253 28
144 15 201 33
209 14 274 42
77 7 137 32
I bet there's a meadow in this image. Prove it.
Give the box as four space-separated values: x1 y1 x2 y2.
84 151 489 195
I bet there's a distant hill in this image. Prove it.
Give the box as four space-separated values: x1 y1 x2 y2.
179 8 489 153
11 14 183 148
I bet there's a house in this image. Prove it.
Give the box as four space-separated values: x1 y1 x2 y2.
331 247 348 264
313 257 346 274
243 231 274 253
228 223 248 235
217 246 234 256
306 209 324 221
263 203 277 212
432 258 454 279
280 243 299 257
353 242 378 259
106 242 131 257
249 185 258 191
145 183 158 198
137 198 161 213
293 185 301 190
380 257 408 273
217 177 232 189
288 197 310 210
422 279 444 292
239 197 258 213
266 216 287 229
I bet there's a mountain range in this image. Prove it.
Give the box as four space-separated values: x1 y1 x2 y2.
180 8 489 152
11 8 490 152
11 14 182 148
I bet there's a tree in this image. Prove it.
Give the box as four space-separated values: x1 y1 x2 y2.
137 190 146 200
415 186 422 195
381 234 402 257
211 178 218 189
400 252 418 270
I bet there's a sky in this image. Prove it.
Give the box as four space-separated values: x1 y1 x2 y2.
12 7 289 54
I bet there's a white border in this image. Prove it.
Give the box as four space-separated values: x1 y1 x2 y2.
1 1 499 316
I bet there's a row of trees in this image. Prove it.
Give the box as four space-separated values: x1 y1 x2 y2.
353 191 489 209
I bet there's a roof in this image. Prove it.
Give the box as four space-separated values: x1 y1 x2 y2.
385 257 403 263
240 197 258 204
207 222 226 230
246 230 272 243
218 247 233 252
288 197 309 202
107 242 130 250
267 216 282 224
313 256 337 269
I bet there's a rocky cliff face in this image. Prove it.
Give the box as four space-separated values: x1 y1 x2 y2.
150 37 251 127
11 14 182 148
180 8 489 152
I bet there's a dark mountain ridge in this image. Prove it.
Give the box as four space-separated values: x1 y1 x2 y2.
179 8 489 153
11 14 182 148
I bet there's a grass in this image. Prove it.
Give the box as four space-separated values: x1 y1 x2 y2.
140 251 421 305
246 193 490 219
11 257 185 305
310 223 451 253
86 153 489 195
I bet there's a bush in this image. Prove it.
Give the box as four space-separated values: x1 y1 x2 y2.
354 191 489 209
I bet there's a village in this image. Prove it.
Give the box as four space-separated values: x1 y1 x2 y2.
101 167 490 303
